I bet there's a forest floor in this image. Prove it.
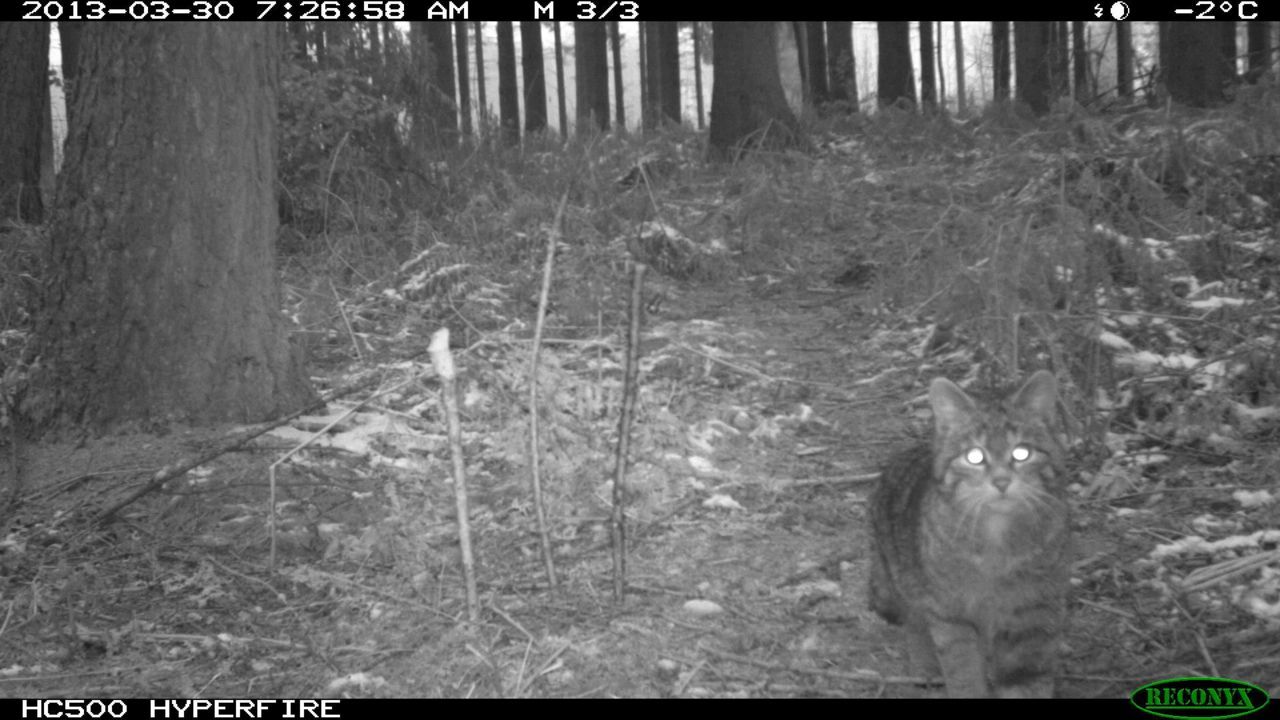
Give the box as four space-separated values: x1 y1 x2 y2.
3 104 1280 698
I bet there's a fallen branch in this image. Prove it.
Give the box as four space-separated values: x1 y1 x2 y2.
95 372 386 525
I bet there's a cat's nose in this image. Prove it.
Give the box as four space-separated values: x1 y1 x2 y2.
992 474 1012 493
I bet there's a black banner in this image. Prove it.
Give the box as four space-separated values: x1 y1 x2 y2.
7 0 1277 21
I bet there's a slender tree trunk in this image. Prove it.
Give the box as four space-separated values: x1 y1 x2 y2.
919 21 937 111
935 22 947 110
1052 21 1069 97
313 23 326 67
637 22 647 125
953 21 966 114
474 22 488 140
367 21 381 64
288 21 308 62
1072 21 1089 102
693 22 705 127
455 22 472 137
805 22 828 104
553 22 568 139
1221 23 1238 82
1117 21 1133 98
1246 21 1270 83
610 21 626 131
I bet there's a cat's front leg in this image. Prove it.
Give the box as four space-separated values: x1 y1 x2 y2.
903 613 942 680
927 619 988 697
989 623 1059 698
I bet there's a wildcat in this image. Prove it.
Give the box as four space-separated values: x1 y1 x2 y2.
868 370 1070 698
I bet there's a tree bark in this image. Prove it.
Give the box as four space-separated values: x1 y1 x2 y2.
806 22 829 104
520 21 547 133
953 21 966 114
455 22 472 136
992 22 1011 102
877 22 915 108
707 22 809 161
610 21 626 131
30 23 314 431
553 22 568 138
575 22 609 132
496 21 519 144
0 22 49 224
1015 22 1052 115
1117 22 1133 98
919 21 936 110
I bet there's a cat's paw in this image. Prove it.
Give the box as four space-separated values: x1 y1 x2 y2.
994 678 1055 699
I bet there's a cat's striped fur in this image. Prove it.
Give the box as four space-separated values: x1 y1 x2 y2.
869 371 1070 698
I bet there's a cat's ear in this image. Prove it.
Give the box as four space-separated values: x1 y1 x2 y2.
1011 370 1059 423
929 377 977 435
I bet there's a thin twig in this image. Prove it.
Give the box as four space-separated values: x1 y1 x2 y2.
611 262 647 602
527 193 570 590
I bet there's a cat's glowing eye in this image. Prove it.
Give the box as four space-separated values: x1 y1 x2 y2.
1011 445 1032 462
964 448 986 465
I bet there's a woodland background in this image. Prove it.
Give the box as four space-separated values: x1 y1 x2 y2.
0 20 1276 698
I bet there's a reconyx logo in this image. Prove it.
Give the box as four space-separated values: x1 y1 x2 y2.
1131 677 1269 720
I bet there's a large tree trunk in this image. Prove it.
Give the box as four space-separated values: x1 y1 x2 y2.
826 21 857 109
877 22 915 107
520 21 547 133
1015 22 1053 115
707 22 808 161
1051 21 1069 98
29 23 313 431
430 22 458 144
1167 23 1227 107
656 22 680 125
574 22 609 132
0 22 50 224
496 21 519 145
411 22 458 152
642 22 681 127
992 21 1011 102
